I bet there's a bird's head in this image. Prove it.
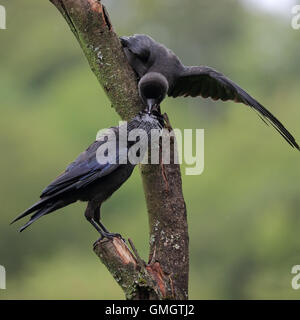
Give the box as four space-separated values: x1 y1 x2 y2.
138 72 169 113
120 34 157 78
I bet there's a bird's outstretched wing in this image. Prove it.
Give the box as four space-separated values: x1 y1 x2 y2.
169 66 299 150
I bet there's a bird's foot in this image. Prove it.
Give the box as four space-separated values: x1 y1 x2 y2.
163 113 172 131
104 232 125 242
93 232 125 248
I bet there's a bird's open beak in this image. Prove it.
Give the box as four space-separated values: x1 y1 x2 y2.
146 99 157 114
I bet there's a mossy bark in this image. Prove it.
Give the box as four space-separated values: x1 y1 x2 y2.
50 0 189 300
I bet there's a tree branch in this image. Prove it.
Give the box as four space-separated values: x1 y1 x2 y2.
50 0 189 300
94 237 167 300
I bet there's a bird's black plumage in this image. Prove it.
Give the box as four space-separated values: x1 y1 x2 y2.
121 34 299 150
12 112 163 239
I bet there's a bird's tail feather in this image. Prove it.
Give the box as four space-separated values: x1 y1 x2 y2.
19 205 56 232
11 198 50 225
18 199 72 232
12 198 76 232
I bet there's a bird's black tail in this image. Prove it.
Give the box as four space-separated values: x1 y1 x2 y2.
11 198 49 225
18 204 58 232
11 198 74 232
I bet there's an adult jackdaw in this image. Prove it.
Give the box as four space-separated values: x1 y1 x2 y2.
120 34 299 150
11 111 163 241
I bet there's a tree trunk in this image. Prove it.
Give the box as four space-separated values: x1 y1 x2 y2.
50 0 189 300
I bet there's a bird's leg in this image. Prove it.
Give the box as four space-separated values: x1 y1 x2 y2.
85 203 106 239
93 205 125 243
94 206 109 233
84 203 119 247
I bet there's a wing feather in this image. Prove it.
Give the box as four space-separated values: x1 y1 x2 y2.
41 138 120 197
169 66 299 150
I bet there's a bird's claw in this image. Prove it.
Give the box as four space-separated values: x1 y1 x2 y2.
93 232 125 248
111 233 126 243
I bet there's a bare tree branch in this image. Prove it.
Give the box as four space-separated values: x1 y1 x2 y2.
49 0 189 300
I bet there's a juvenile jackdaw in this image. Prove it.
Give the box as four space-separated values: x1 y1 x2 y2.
121 34 299 150
11 111 163 241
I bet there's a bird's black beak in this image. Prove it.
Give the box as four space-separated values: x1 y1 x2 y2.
146 99 157 114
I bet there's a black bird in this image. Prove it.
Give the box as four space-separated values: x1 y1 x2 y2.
120 34 299 150
11 112 163 241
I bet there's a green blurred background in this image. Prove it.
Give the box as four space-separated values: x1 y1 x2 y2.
0 0 300 299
